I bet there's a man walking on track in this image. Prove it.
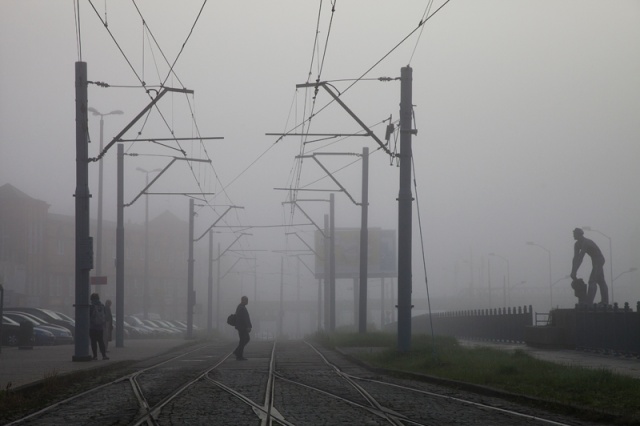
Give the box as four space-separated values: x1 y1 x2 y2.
571 227 608 306
233 296 252 361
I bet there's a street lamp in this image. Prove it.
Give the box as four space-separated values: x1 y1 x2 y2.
612 267 637 294
88 107 123 283
136 167 162 320
526 241 553 309
489 253 510 308
551 275 571 308
508 280 526 306
582 226 614 303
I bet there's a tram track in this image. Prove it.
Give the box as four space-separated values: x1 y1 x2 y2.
6 339 602 425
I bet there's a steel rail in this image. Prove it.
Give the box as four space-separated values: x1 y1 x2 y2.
132 352 233 425
5 343 214 426
343 373 574 426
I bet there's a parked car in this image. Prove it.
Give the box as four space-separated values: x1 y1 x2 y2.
155 320 184 335
1 316 55 346
122 320 152 339
53 311 75 323
6 307 75 336
32 325 56 346
166 320 188 331
126 316 161 337
141 319 180 337
4 311 74 345
1 316 23 346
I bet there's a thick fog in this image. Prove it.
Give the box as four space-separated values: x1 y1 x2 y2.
1 1 639 320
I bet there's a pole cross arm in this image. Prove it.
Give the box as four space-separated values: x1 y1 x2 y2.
290 254 315 275
296 82 393 157
297 154 360 206
117 137 224 142
282 201 327 236
195 206 245 241
124 156 211 207
214 233 252 261
220 257 244 281
89 87 194 162
285 232 322 258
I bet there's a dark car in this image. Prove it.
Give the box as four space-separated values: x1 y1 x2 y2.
141 319 177 337
6 307 75 336
1 316 22 346
4 311 74 345
126 316 160 337
123 320 152 339
1 316 55 346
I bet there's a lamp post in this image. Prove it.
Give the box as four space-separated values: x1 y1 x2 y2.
136 167 161 320
551 275 571 307
88 107 123 284
526 242 553 309
489 253 509 308
582 226 614 303
508 280 526 306
613 267 637 283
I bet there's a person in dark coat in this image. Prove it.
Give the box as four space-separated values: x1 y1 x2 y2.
233 296 252 361
89 293 109 360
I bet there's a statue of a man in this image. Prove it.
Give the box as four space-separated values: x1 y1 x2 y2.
570 227 608 306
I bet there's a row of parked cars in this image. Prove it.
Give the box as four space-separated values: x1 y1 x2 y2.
1 307 196 347
123 316 195 339
1 307 75 346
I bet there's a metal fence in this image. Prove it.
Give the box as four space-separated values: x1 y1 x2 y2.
412 306 533 343
573 302 640 355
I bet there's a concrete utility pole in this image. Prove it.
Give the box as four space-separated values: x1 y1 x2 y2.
187 199 195 338
73 61 92 362
137 167 161 320
216 243 221 331
329 193 336 331
397 66 414 353
207 230 213 335
323 214 330 330
116 144 125 348
358 147 369 333
88 107 123 287
278 257 284 337
213 234 251 330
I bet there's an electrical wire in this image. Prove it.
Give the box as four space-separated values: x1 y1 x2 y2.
161 0 208 88
408 0 436 65
411 152 436 358
87 1 246 242
281 0 453 145
289 0 339 223
317 1 337 85
73 0 82 61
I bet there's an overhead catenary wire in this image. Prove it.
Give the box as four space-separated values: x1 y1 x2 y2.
86 1 251 246
286 1 340 227
412 153 436 359
73 0 82 61
408 0 436 65
278 0 453 146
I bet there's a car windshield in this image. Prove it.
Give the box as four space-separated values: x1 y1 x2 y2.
6 313 40 325
3 316 20 326
55 312 74 322
39 308 63 320
128 317 144 326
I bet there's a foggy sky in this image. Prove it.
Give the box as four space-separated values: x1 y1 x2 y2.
1 1 639 313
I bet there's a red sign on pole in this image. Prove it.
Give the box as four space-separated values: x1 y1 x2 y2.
91 276 108 285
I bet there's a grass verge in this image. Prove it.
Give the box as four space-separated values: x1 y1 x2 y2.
313 331 640 425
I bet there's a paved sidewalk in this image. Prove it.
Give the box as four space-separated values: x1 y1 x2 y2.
458 340 640 379
0 339 192 390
